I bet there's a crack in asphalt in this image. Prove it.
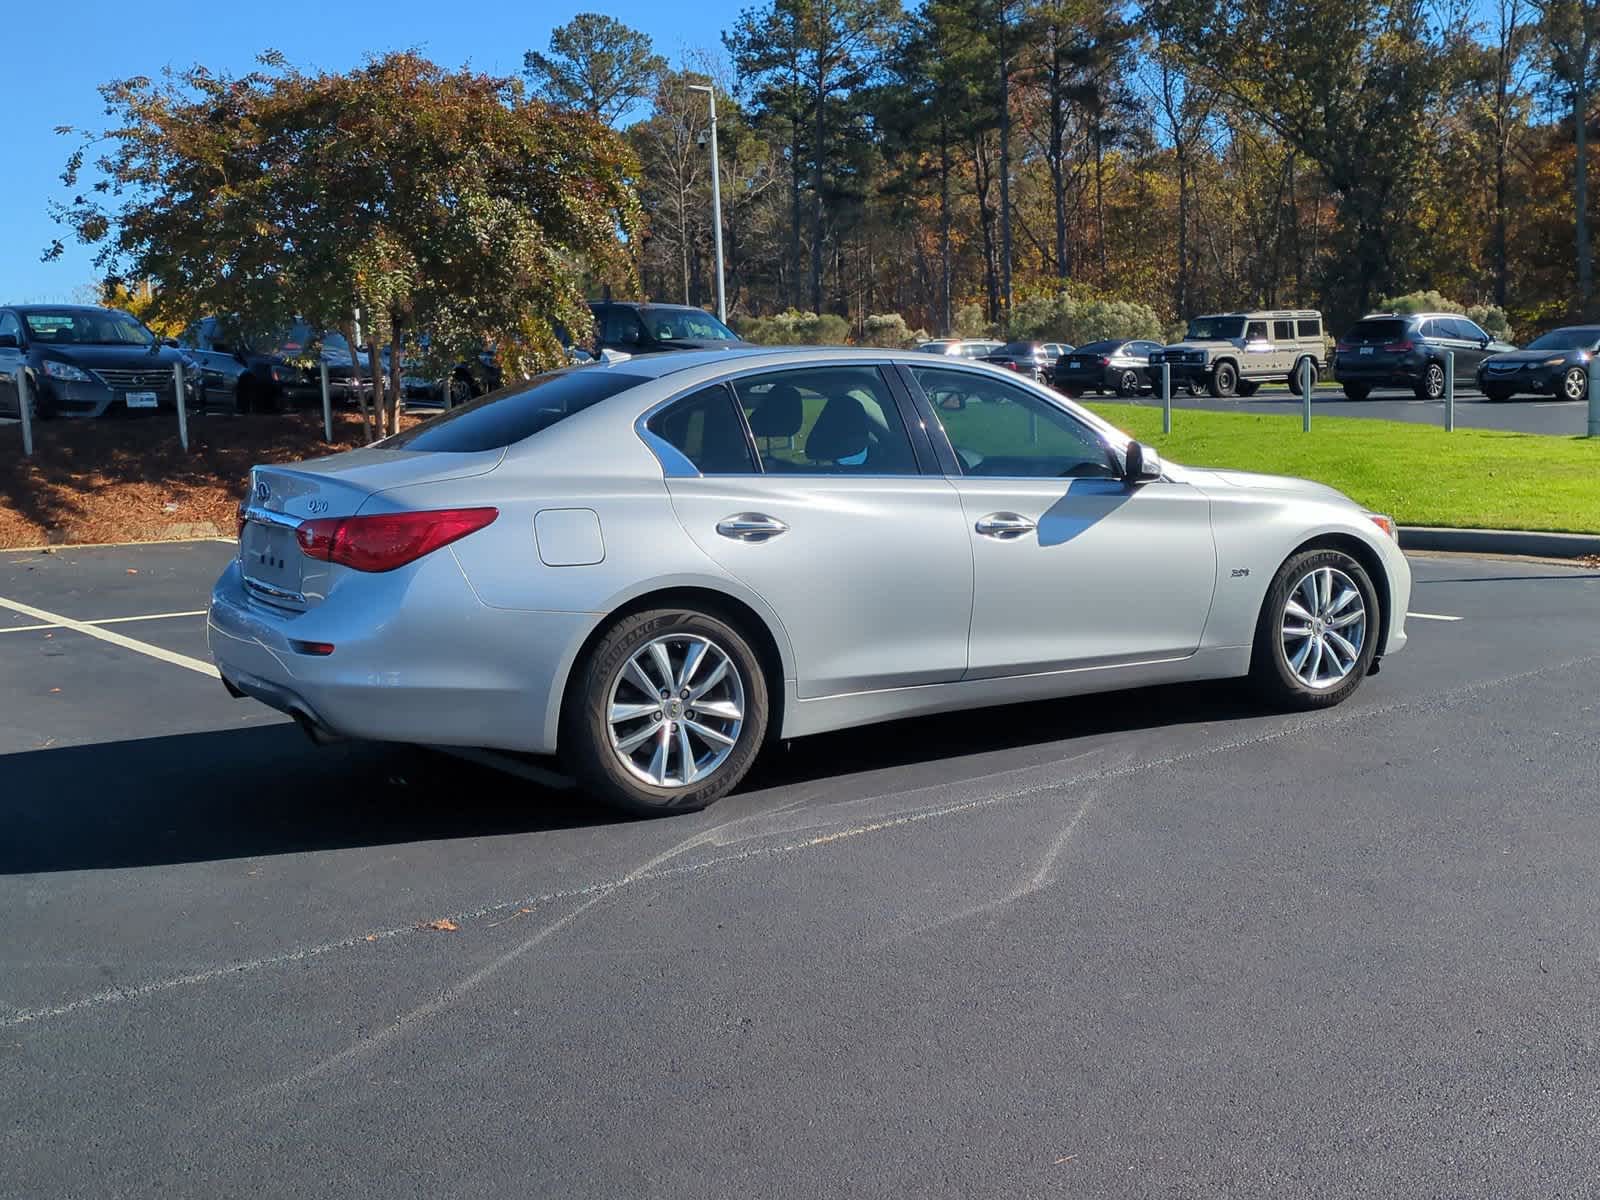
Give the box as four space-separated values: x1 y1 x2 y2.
4 650 1597 1035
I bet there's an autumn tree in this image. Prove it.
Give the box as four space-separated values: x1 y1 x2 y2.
49 51 641 438
525 13 667 126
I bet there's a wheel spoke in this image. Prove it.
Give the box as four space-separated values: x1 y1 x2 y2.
1329 605 1365 629
1298 575 1320 614
1320 634 1349 675
1290 636 1315 673
688 656 730 701
676 723 696 784
1324 628 1360 664
1282 622 1313 638
1285 598 1315 623
676 639 707 692
692 698 743 722
647 721 671 784
624 658 659 700
647 641 676 694
685 718 736 747
1305 635 1325 682
609 701 659 724
1327 586 1360 616
615 718 661 754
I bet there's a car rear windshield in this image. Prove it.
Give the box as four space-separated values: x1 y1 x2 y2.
997 341 1039 355
383 369 647 453
1344 319 1408 343
1074 340 1118 354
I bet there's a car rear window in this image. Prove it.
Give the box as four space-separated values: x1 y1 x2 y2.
1075 340 1117 354
1345 319 1407 344
384 369 647 453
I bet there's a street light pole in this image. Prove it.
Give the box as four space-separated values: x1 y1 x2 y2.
689 83 726 324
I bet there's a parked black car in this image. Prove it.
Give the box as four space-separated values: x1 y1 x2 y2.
981 340 1070 382
0 305 199 419
1475 325 1599 402
1333 312 1516 400
588 301 751 355
1052 339 1166 397
184 317 371 412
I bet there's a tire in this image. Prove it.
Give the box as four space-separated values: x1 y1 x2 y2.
1341 383 1371 401
1236 380 1261 397
1116 369 1142 397
1415 361 1446 401
1285 358 1316 392
1561 365 1588 402
1482 385 1515 402
1061 387 1083 399
561 608 769 815
1209 361 1238 398
1249 548 1380 711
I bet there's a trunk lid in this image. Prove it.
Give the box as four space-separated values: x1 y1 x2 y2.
239 446 503 610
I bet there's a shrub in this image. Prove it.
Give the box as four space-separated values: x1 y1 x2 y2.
1377 290 1510 339
859 312 929 348
1003 288 1165 346
733 309 850 346
952 302 991 339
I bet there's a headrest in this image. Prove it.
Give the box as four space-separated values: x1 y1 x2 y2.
748 383 805 437
806 395 869 464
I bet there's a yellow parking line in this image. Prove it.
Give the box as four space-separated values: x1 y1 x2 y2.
0 595 219 677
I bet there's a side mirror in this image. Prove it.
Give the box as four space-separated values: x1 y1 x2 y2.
163 336 180 348
1123 440 1162 484
0 333 17 349
1480 337 1491 349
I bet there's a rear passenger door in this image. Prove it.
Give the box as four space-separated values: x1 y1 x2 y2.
1243 320 1275 377
656 365 974 698
1448 318 1492 373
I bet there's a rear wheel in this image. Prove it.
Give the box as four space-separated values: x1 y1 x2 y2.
1250 549 1379 710
1341 383 1371 401
1415 361 1446 401
1209 361 1238 398
562 608 769 815
1116 369 1142 397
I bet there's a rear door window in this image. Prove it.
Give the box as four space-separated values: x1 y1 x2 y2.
384 369 646 453
732 366 920 475
1273 320 1295 341
646 384 758 474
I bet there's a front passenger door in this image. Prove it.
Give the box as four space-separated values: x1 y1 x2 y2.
905 365 1217 678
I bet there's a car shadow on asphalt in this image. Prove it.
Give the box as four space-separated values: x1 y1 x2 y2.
0 680 1260 875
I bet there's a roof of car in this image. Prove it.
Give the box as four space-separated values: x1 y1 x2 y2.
581 344 1062 381
590 300 718 314
9 303 118 314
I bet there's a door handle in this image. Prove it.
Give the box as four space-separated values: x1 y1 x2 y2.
716 512 789 542
974 512 1036 539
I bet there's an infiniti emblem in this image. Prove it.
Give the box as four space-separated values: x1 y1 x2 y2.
254 479 271 503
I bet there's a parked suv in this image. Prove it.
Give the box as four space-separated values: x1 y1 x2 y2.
1333 313 1516 401
1150 310 1326 398
588 302 751 355
1476 325 1599 402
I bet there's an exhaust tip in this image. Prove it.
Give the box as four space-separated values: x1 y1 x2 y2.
292 710 344 746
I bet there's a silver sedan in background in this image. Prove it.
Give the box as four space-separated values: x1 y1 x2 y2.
210 347 1410 814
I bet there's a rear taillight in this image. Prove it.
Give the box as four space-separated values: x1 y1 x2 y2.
1335 341 1355 352
1098 356 1110 367
1383 340 1414 353
296 507 498 572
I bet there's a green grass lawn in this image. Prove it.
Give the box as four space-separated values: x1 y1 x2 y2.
1085 402 1600 534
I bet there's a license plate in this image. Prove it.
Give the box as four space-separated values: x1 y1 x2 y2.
240 522 304 600
1359 346 1373 355
126 391 158 408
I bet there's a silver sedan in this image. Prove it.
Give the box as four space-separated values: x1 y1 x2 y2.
209 347 1410 813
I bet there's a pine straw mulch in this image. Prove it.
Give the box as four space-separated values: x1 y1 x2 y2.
0 409 425 548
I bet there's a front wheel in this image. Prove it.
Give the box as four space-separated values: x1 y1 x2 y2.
1250 549 1380 710
1562 365 1588 401
1209 361 1238 398
562 608 769 815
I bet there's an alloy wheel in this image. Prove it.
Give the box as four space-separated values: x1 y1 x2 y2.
605 633 746 788
1563 366 1588 401
1425 364 1445 399
1280 566 1368 690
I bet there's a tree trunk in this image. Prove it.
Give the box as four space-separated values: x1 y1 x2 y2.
812 76 826 313
1094 115 1107 282
368 339 387 438
939 112 953 335
1175 146 1189 318
973 135 999 321
1577 35 1593 315
340 319 372 443
387 332 404 438
1049 36 1067 282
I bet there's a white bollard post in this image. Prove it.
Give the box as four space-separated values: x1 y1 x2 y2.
15 368 34 457
320 361 333 443
1161 362 1172 434
1589 356 1600 438
1444 352 1455 433
172 362 190 452
1301 357 1313 432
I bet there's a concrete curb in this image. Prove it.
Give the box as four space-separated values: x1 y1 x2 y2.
1400 525 1600 559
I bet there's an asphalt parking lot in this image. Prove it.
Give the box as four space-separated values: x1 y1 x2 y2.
1115 382 1594 435
3 539 1599 1197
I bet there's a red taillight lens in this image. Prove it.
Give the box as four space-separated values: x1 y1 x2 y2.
296 507 498 572
1383 340 1414 352
1336 341 1355 352
1098 356 1110 367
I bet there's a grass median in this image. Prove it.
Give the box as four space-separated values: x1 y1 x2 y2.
1084 402 1600 534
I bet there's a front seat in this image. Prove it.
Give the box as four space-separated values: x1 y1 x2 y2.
805 395 870 468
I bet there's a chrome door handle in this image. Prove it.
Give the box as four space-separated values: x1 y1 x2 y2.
974 512 1036 539
716 512 789 542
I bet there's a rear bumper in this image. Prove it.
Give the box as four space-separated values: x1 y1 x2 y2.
1053 368 1118 392
1333 356 1423 385
207 557 597 755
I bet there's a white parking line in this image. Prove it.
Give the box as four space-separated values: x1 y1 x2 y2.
1406 611 1464 622
0 608 207 635
0 595 219 677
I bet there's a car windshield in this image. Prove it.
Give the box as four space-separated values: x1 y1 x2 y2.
642 309 738 341
1184 317 1245 340
1076 340 1118 354
22 309 154 346
382 369 647 453
1525 328 1600 351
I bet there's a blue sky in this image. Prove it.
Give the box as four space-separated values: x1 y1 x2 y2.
0 0 742 302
